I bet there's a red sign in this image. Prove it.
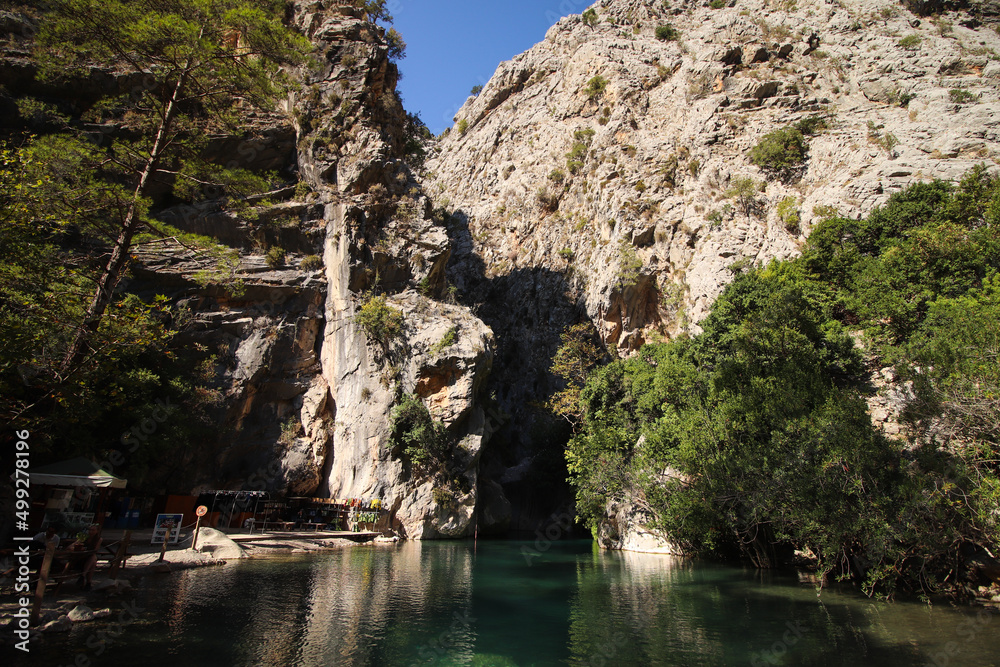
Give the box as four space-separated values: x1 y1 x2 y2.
195 505 208 517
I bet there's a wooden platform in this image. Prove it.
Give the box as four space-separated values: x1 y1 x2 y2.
229 530 382 543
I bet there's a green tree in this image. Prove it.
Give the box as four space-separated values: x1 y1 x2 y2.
547 323 604 424
389 394 450 474
385 27 406 61
724 176 762 217
37 0 310 373
361 0 394 23
1 142 219 479
905 273 1000 452
354 293 405 350
567 170 1000 596
748 126 807 179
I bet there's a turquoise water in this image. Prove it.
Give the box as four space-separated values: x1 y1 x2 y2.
14 540 1000 666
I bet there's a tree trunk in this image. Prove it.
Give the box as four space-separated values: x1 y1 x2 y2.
59 72 188 374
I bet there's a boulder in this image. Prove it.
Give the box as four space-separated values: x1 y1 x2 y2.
192 527 246 559
67 605 95 623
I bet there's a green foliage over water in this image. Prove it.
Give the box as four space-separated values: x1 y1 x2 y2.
566 167 1000 596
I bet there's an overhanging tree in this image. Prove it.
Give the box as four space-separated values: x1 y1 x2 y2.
36 0 310 373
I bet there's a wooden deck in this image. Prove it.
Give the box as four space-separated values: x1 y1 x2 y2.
229 530 382 543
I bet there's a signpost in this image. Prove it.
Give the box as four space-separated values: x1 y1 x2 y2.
191 505 208 551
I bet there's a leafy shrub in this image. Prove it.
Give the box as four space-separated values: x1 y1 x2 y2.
354 293 404 346
457 118 469 135
470 84 483 96
898 34 922 50
566 142 588 174
582 8 598 26
710 0 726 8
548 168 566 184
777 195 800 233
748 126 807 178
616 239 643 290
949 88 980 104
536 187 560 213
574 128 595 144
265 247 286 268
432 486 458 510
559 247 574 261
725 176 763 216
278 417 301 446
299 254 323 271
389 394 450 472
431 326 457 354
584 75 608 100
294 180 313 200
655 24 680 41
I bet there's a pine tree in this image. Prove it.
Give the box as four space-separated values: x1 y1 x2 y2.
35 0 310 373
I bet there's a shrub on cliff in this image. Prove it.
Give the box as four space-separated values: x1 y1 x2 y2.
749 127 807 179
265 247 286 268
584 75 608 100
354 293 404 347
655 24 680 41
390 394 450 473
385 27 406 61
300 254 323 271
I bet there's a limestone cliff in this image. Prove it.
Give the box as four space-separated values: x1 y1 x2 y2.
427 0 1000 544
286 5 496 539
0 3 498 539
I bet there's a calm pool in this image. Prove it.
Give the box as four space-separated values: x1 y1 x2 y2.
11 540 1000 666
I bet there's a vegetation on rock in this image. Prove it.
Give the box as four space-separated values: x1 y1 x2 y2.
265 247 287 268
566 169 1000 596
35 0 310 373
354 293 405 348
655 24 680 41
584 75 608 100
390 393 451 474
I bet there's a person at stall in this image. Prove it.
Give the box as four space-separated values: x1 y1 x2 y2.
62 524 102 591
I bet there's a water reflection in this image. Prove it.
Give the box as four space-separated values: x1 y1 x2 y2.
567 547 1000 667
16 540 1000 667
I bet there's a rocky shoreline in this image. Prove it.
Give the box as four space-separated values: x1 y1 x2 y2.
0 527 395 646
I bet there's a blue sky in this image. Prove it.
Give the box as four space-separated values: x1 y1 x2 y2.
390 0 592 135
